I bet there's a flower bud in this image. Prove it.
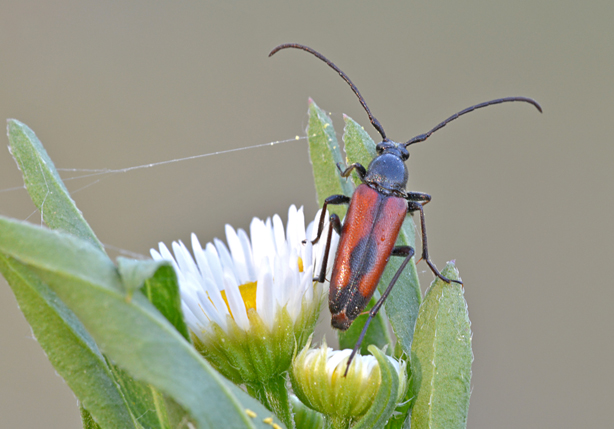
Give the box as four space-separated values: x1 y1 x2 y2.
291 340 407 426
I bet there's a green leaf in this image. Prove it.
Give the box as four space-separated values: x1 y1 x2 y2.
6 120 183 428
80 404 103 429
7 119 104 252
342 114 376 187
109 364 173 429
409 263 472 429
117 257 190 341
0 216 280 429
117 256 159 296
162 395 194 429
352 346 400 429
307 100 353 218
0 253 137 428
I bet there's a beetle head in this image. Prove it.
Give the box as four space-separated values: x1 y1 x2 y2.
375 140 409 161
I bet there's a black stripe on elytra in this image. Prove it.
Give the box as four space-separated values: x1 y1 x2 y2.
335 196 389 319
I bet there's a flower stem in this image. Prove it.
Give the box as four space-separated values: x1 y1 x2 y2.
247 375 295 429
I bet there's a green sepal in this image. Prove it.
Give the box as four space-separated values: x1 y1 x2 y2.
352 346 402 429
307 100 353 218
193 306 311 429
383 365 415 429
192 286 321 386
409 263 472 429
293 289 325 352
193 307 294 384
7 119 104 252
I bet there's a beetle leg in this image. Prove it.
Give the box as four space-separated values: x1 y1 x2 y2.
313 214 342 283
337 162 367 180
345 245 415 376
406 191 431 205
407 201 463 285
307 194 350 245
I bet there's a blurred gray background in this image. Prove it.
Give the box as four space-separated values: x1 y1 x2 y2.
1 1 612 428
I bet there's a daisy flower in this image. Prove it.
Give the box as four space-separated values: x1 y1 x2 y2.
150 205 338 423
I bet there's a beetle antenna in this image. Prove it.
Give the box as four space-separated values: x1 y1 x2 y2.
269 43 388 140
404 96 542 147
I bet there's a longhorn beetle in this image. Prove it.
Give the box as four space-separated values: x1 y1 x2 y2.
269 43 542 373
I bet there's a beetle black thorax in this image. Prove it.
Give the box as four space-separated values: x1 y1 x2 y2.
363 140 409 196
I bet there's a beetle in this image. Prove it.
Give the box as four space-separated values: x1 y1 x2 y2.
269 43 542 371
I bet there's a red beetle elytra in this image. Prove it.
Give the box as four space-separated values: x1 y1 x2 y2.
269 44 541 371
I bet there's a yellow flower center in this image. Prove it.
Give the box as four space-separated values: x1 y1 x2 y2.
220 281 258 314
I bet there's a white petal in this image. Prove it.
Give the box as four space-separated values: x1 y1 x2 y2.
263 222 277 267
302 240 313 274
327 231 340 276
250 217 266 269
301 264 314 303
225 225 250 284
272 214 286 256
305 218 315 244
238 228 255 280
286 205 299 251
152 205 338 338
182 302 206 341
326 349 353 375
255 263 275 331
223 270 249 330
157 242 185 283
173 241 199 280
202 275 229 320
273 255 287 307
204 243 225 290
191 234 213 283
150 248 162 260
196 289 227 330
214 238 235 276
158 242 178 269
182 287 212 328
